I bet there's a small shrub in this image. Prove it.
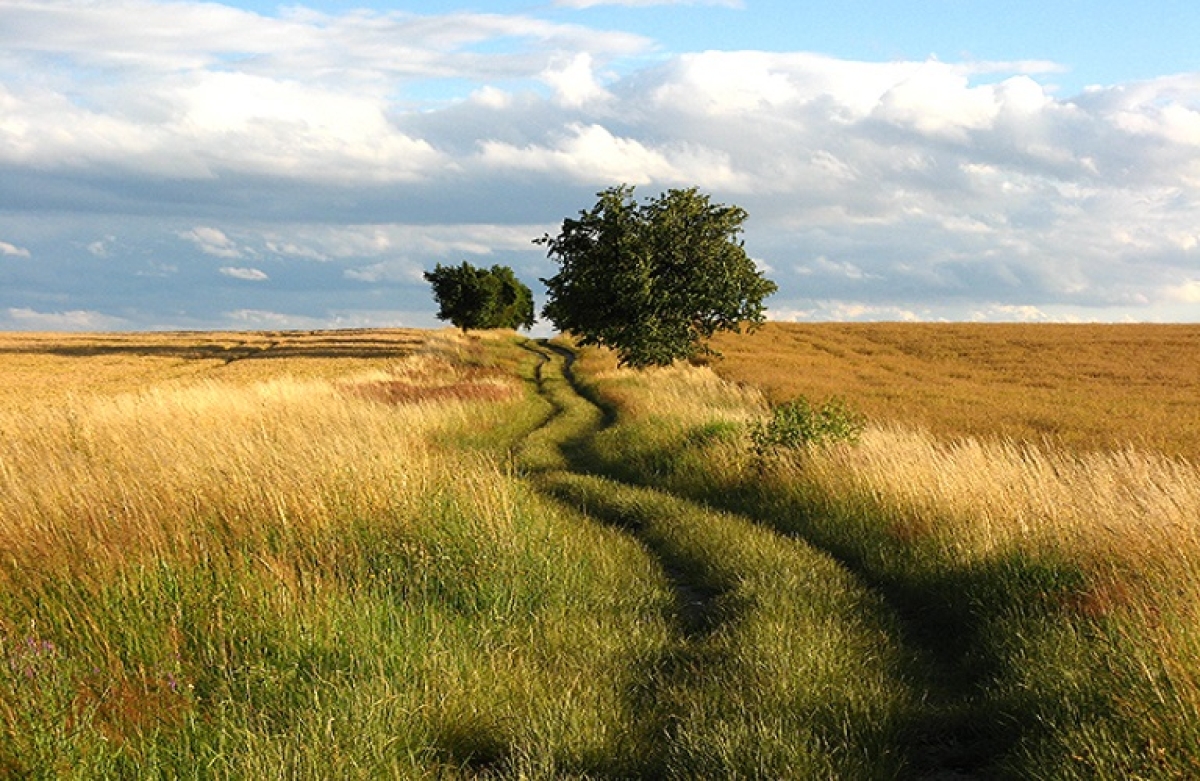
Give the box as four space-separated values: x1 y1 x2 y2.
751 397 864 456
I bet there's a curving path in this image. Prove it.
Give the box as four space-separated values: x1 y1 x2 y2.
514 340 1005 779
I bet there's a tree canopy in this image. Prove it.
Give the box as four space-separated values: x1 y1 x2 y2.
538 185 777 367
424 262 535 333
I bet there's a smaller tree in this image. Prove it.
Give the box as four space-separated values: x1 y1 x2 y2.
424 262 535 333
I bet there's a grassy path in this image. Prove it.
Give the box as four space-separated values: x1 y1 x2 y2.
532 337 1200 778
516 341 927 778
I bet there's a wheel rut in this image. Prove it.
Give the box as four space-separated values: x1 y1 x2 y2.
516 339 1004 779
519 340 728 639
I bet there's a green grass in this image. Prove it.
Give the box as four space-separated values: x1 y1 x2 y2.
538 472 913 778
0 333 675 777
513 341 916 776
6 328 1199 778
569 347 1200 778
0 472 677 778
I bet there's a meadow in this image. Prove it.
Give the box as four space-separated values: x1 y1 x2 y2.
582 323 1200 777
0 330 679 776
1 324 1198 777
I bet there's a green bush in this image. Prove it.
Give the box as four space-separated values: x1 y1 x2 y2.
751 397 864 456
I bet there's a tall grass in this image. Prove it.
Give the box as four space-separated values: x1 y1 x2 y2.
573 345 1200 777
521 342 916 776
538 471 914 778
0 333 673 777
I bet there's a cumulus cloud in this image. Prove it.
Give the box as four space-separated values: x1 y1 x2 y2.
479 123 746 188
541 53 611 108
2 2 1200 327
0 2 646 182
1167 280 1200 303
219 266 269 281
182 227 243 258
0 240 30 258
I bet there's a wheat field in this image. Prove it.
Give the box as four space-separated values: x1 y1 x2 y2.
575 326 1200 776
709 322 1200 458
0 329 678 776
3 324 1199 776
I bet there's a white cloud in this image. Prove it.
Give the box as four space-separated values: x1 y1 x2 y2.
479 123 670 183
3 2 1200 327
795 256 880 281
479 123 747 188
0 240 30 258
224 308 422 330
470 86 513 109
265 241 328 262
182 227 243 258
556 0 743 7
224 309 332 329
259 224 543 260
219 266 269 281
5 307 128 330
87 237 115 257
970 304 1060 322
0 2 648 182
872 62 1002 140
345 259 425 284
541 53 611 108
1167 280 1200 304
771 302 928 322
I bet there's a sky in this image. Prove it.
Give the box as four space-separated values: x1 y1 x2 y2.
2 0 1200 331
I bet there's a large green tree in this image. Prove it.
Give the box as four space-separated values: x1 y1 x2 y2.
424 262 535 333
538 185 777 367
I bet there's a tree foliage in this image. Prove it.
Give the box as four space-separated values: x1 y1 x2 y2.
424 262 535 333
538 185 777 367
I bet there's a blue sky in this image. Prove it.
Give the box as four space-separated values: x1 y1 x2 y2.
2 0 1199 330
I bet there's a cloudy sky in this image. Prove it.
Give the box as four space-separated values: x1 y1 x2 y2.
2 0 1199 331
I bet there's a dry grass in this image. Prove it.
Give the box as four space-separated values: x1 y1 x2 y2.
588 333 1200 602
576 354 766 428
0 328 430 412
575 344 1200 774
788 425 1200 594
709 322 1200 459
0 330 517 592
0 328 678 775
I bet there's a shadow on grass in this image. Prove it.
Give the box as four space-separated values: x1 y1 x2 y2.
535 342 1122 777
0 329 426 364
578 427 1118 778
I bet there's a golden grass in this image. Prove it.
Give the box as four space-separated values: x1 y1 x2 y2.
709 322 1200 459
578 352 1200 777
578 357 767 428
792 426 1200 587
4 328 679 774
0 328 523 590
0 328 430 412
703 320 1200 601
590 341 1200 595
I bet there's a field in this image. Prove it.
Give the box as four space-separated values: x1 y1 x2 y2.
709 322 1200 458
1 325 1198 777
